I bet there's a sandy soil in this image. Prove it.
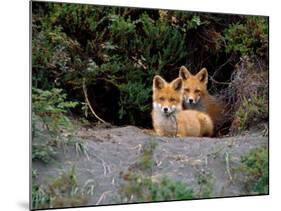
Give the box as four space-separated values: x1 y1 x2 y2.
33 125 268 206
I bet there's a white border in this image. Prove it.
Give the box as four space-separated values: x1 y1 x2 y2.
1 0 280 210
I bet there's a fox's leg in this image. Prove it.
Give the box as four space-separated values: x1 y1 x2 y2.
154 127 165 136
198 113 214 137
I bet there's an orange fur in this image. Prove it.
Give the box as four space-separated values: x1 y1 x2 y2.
151 75 213 137
179 66 223 126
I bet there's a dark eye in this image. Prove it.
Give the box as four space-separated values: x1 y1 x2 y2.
169 97 176 102
184 88 190 92
159 97 165 101
195 89 200 93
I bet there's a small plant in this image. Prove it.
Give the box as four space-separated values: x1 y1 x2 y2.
32 88 78 133
196 170 214 198
235 95 268 132
32 167 94 209
136 140 158 172
151 177 194 201
120 139 194 202
32 88 81 163
121 172 154 202
239 147 268 194
121 173 194 203
32 170 51 209
222 56 268 135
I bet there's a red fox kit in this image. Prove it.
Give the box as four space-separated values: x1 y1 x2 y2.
151 75 213 137
179 66 223 127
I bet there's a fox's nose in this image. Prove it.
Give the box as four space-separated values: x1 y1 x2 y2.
163 107 168 113
189 99 194 104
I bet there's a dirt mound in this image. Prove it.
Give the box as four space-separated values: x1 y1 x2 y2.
33 126 268 206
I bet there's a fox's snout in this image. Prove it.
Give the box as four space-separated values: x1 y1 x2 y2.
161 105 175 114
153 103 176 115
163 106 169 113
184 95 199 105
188 98 194 104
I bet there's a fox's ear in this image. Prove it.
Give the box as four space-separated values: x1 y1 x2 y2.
153 75 166 90
171 78 183 91
179 66 191 80
196 68 208 84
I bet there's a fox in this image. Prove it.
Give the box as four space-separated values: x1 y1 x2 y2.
179 66 223 128
151 75 213 137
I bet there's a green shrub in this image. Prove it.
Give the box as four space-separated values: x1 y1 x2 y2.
32 3 189 126
121 173 194 202
32 25 81 89
32 88 79 163
235 95 268 132
240 147 268 194
32 88 78 133
224 56 268 135
224 16 268 58
32 2 269 129
151 177 194 201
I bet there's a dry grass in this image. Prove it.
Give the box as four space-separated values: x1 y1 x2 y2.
217 56 268 135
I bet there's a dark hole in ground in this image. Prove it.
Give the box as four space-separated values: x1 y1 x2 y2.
87 80 121 125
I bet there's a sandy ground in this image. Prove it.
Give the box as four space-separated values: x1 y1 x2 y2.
33 125 268 206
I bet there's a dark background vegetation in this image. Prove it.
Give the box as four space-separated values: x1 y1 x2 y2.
32 1 268 132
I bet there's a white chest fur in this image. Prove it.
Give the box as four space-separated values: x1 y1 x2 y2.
152 107 177 136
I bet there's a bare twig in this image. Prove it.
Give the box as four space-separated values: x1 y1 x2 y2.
129 144 143 152
209 76 231 85
82 78 106 124
224 152 233 181
93 154 107 176
96 191 111 205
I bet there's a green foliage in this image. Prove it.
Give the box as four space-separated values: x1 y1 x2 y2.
32 24 81 89
32 167 94 209
235 95 268 132
32 170 51 209
32 3 190 126
118 81 151 121
32 132 57 163
121 173 194 203
224 16 268 57
135 140 158 172
151 177 194 201
32 2 269 128
196 170 214 198
32 88 80 163
32 88 78 133
240 148 268 194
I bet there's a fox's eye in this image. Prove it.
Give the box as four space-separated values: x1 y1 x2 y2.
184 88 190 92
169 97 176 102
195 89 201 93
159 97 165 101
